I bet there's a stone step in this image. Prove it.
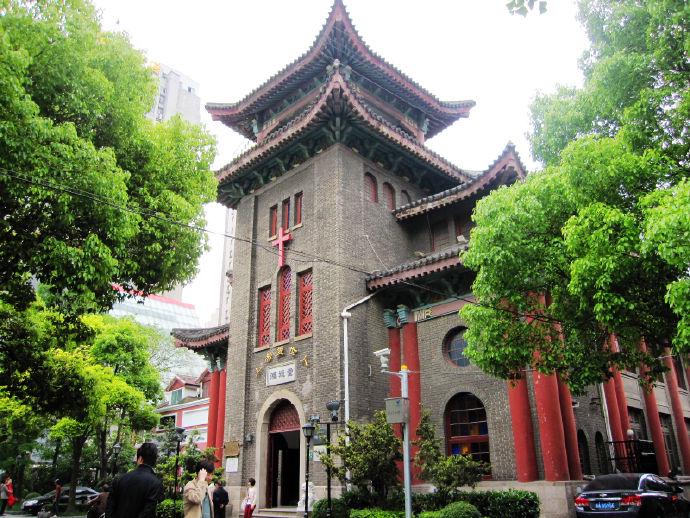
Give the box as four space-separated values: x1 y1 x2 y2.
254 507 302 518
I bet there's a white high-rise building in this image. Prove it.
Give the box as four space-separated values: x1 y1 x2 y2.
147 63 201 124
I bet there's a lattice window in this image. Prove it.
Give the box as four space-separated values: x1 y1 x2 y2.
257 286 271 348
298 269 313 336
277 267 291 341
364 173 378 202
294 192 303 226
383 182 395 210
269 205 278 237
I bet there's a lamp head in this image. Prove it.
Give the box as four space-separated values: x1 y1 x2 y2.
373 348 391 372
112 443 122 455
326 399 340 422
302 422 315 439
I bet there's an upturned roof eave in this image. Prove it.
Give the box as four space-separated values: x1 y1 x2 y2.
393 143 528 220
365 244 467 291
171 323 229 350
215 71 472 191
204 0 474 138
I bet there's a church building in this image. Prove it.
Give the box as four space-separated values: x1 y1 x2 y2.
172 2 690 516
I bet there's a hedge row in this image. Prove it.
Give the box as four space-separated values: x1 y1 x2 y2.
313 488 539 518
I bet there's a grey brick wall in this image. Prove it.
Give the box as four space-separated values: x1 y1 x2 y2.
416 312 516 480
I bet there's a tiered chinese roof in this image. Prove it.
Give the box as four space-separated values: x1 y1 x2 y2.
208 0 483 208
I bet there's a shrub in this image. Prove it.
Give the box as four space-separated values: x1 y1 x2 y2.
341 488 377 510
412 492 451 513
439 501 481 518
313 497 350 518
417 512 442 518
156 498 183 518
350 508 404 518
454 490 539 518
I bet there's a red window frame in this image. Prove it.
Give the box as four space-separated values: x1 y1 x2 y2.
257 286 272 348
269 205 278 237
294 192 303 226
282 199 290 231
364 173 378 202
383 182 395 210
297 269 313 336
277 266 291 341
445 393 491 475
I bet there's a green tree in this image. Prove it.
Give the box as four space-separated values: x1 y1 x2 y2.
414 411 487 495
0 0 216 317
460 0 689 391
321 412 401 501
84 315 162 479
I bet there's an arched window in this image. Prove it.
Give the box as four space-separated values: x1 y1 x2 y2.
578 429 592 475
276 266 291 341
595 431 611 475
445 393 490 466
401 190 412 205
382 182 395 210
443 328 470 367
364 173 378 202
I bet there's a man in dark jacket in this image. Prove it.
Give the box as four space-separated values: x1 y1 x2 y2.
105 442 163 518
213 480 229 518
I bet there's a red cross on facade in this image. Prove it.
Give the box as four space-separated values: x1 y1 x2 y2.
271 227 292 267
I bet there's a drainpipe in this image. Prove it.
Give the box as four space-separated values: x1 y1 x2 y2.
341 293 377 426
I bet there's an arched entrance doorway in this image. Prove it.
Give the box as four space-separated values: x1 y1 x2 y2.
267 400 301 507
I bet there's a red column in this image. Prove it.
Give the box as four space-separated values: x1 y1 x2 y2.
507 372 538 482
398 307 422 483
533 369 569 480
639 340 670 475
603 376 625 443
557 378 582 480
388 327 401 398
215 368 227 463
610 336 631 435
663 347 690 474
207 369 220 452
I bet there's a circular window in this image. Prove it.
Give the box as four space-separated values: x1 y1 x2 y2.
444 328 470 367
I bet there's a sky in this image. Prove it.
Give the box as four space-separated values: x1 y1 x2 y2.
93 0 589 325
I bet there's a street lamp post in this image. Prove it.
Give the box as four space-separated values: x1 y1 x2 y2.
374 349 412 518
302 422 315 518
111 443 121 476
325 400 340 518
173 427 186 518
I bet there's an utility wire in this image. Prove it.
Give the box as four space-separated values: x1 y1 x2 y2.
0 166 629 328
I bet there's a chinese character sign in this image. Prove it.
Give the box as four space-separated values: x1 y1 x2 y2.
266 362 297 387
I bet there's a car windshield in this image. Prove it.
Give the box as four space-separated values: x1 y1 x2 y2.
584 474 641 491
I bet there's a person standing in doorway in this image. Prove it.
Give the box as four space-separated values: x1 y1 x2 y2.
212 480 229 518
0 474 9 516
183 459 215 518
105 442 163 518
242 478 256 518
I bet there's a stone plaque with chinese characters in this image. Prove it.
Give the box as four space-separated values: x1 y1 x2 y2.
266 361 296 386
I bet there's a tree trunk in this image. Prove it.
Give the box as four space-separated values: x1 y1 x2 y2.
68 435 86 511
98 427 108 481
52 438 61 477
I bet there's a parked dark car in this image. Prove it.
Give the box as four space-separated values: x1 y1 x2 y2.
21 486 99 516
575 473 689 517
